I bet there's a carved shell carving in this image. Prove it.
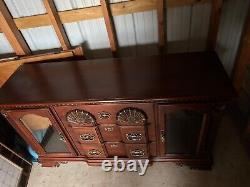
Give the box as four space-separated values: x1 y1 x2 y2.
117 108 147 125
66 109 96 125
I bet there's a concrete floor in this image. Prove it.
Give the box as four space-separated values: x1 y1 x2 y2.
27 115 250 187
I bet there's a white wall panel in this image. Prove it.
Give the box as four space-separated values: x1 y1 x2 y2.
0 34 14 54
53 0 100 11
216 0 250 76
54 0 110 51
189 3 211 52
64 18 110 49
113 14 136 46
167 6 191 53
4 0 46 18
21 26 61 51
113 10 158 47
133 10 158 45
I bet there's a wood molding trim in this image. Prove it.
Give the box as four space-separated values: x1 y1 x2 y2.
0 0 31 55
0 0 211 32
43 0 71 50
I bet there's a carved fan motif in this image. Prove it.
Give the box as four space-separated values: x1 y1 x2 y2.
66 109 96 125
117 108 147 125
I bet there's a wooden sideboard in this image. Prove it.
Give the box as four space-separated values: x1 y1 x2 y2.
0 52 236 169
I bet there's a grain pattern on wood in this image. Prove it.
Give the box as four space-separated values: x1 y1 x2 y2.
100 0 118 55
0 0 211 31
72 45 85 57
207 0 223 50
43 0 71 50
157 0 166 50
0 50 75 87
0 52 236 104
232 9 250 92
0 0 30 55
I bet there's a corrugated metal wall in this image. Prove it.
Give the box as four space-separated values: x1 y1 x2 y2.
216 0 250 76
0 0 212 57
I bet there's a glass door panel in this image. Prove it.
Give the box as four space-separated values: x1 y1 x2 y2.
158 104 209 157
165 110 203 154
5 109 73 155
20 114 69 153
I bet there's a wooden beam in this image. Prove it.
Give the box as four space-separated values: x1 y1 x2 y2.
3 0 211 31
0 50 77 87
157 0 166 50
207 0 223 50
100 0 118 54
232 9 250 92
43 0 71 50
0 0 30 55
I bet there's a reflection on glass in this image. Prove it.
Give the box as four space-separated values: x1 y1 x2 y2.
20 114 69 153
166 110 203 154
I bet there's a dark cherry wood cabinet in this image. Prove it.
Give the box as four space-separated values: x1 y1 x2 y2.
0 52 236 169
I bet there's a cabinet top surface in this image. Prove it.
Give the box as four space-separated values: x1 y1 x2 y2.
0 52 236 105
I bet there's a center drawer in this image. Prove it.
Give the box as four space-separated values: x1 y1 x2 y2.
71 127 103 144
99 124 122 142
78 143 107 158
98 124 147 144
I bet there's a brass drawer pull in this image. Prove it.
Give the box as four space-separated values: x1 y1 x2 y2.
110 144 118 148
160 130 165 143
104 127 113 132
59 132 66 142
79 134 95 141
126 133 142 141
130 149 145 157
98 111 111 120
88 149 101 156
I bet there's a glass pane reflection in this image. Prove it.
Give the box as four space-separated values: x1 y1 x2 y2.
20 114 69 153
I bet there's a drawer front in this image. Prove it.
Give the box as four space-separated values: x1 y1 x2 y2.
125 144 148 158
71 127 102 144
78 144 107 158
99 124 122 142
53 103 154 125
120 126 147 144
105 142 126 157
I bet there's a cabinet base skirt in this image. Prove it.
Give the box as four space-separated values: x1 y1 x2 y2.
38 156 212 170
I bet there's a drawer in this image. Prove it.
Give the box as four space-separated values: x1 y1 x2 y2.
105 142 126 157
78 144 107 158
99 124 122 142
125 144 148 158
53 103 154 126
120 126 147 144
71 127 102 144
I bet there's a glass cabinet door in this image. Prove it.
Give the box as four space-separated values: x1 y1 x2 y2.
4 109 74 156
158 104 210 156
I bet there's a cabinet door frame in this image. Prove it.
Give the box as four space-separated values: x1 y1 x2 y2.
157 104 211 157
3 108 76 157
